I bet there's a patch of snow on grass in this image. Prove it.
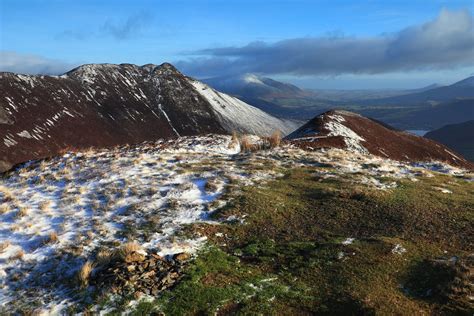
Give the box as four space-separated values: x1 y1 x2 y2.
341 238 355 245
433 187 453 194
0 134 278 309
391 244 407 255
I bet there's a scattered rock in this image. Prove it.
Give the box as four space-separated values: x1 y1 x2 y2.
174 252 191 262
90 250 188 299
124 252 145 263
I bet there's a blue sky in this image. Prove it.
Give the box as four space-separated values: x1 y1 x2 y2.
1 0 473 89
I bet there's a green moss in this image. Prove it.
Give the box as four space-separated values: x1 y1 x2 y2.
156 247 258 315
133 167 473 315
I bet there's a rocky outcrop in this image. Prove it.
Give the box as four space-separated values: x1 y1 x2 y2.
90 250 192 299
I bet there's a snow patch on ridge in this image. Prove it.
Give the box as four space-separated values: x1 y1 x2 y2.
188 79 298 136
324 117 368 154
243 74 264 85
157 104 181 137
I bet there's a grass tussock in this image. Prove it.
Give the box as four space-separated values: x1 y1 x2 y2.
116 241 143 260
0 241 11 253
239 136 254 152
44 231 59 245
78 261 94 288
10 249 24 261
268 130 282 148
15 207 28 219
39 201 51 212
238 131 283 153
0 204 9 214
228 131 240 149
95 249 114 266
0 186 14 203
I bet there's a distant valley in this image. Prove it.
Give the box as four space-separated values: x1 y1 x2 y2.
204 73 474 131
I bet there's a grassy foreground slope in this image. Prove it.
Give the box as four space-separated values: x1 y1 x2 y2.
137 166 473 315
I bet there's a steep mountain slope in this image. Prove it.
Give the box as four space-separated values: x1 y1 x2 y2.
188 79 297 136
425 120 474 162
0 63 298 171
286 110 472 169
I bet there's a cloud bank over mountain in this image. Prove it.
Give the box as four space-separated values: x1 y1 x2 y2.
1 9 472 80
0 51 77 75
177 9 474 77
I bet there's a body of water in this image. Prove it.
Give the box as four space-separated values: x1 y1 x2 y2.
406 130 430 136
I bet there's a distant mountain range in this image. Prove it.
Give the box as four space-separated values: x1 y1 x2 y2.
0 63 297 171
426 120 474 162
204 74 474 130
309 83 444 101
358 76 474 106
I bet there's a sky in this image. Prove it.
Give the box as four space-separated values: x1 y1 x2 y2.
1 0 473 89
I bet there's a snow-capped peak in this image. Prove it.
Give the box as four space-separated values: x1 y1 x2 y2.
243 73 264 85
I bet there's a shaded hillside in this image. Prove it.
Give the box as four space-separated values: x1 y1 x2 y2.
425 120 474 162
354 98 474 130
395 99 473 130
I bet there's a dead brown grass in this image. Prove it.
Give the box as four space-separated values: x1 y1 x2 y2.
228 131 240 149
118 241 141 255
15 207 28 219
44 231 59 245
0 204 9 214
58 146 96 156
114 241 144 262
78 261 94 288
95 249 114 266
240 136 254 152
0 186 14 203
268 130 282 148
10 249 24 261
0 241 11 253
39 201 51 212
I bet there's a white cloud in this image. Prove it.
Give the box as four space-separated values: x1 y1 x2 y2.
177 9 474 77
0 51 77 75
